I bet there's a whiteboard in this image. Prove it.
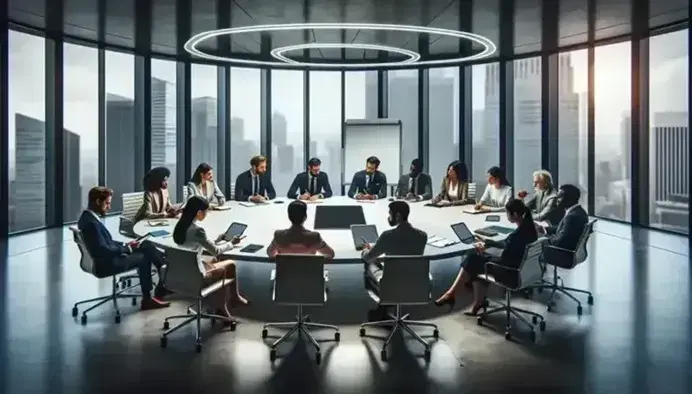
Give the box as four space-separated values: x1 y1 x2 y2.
343 119 402 186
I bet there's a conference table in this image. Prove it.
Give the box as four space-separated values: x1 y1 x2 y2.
132 196 516 264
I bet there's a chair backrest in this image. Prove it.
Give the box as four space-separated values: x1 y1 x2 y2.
121 192 144 220
164 247 205 298
467 182 477 200
378 255 431 305
274 254 326 306
573 219 596 266
230 183 236 200
69 226 97 275
181 186 189 203
517 240 544 289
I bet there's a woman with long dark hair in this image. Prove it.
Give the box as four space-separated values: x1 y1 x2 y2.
173 196 249 318
431 161 470 206
187 163 226 206
134 166 180 222
435 199 538 315
475 166 514 212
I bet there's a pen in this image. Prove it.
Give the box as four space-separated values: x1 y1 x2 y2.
360 236 368 245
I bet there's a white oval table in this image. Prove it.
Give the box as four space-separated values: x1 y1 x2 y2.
133 196 515 264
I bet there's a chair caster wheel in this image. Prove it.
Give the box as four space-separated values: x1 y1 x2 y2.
229 321 237 332
532 315 539 324
547 303 553 312
269 349 277 361
305 316 311 322
359 328 366 337
529 330 536 343
80 315 87 325
539 321 546 332
587 295 594 305
127 280 132 287
334 332 340 342
504 331 511 340
262 329 268 338
114 314 121 324
315 352 322 365
163 321 170 330
160 337 167 348
131 297 137 306
72 307 78 317
433 329 439 339
380 350 387 361
423 348 431 362
476 316 483 326
577 305 583 316
196 343 202 353
524 289 533 299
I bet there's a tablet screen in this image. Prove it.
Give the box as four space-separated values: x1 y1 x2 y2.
485 215 500 222
225 222 247 239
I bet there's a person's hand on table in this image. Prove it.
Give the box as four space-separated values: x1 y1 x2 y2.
474 203 483 210
309 194 320 201
473 242 486 254
517 190 528 199
355 193 364 200
365 194 376 200
298 192 310 200
437 199 451 207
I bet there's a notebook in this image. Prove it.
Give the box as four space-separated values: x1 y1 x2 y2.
462 208 485 214
212 205 232 211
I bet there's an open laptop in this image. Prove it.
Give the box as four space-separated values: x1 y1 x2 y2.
351 224 379 250
450 222 477 244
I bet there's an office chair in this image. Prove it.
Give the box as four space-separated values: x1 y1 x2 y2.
69 227 142 325
181 186 189 203
261 254 339 365
467 182 477 200
477 240 546 342
159 248 236 352
532 219 597 315
118 192 144 238
360 256 439 362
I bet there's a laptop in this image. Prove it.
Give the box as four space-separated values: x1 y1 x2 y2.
351 224 379 250
450 222 476 244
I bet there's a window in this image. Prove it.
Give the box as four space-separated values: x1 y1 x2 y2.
513 57 542 197
190 64 219 173
648 30 689 234
594 42 632 222
558 50 589 206
428 67 460 189
309 71 342 195
344 71 378 119
388 70 419 175
151 59 178 202
270 70 305 196
471 63 500 189
229 68 261 193
7 31 46 232
63 43 98 223
104 50 135 213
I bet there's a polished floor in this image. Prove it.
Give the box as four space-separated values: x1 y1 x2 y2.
0 218 690 394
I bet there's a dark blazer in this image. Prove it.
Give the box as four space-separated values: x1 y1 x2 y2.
498 221 538 269
395 173 433 200
287 171 333 199
347 170 388 199
546 204 588 251
77 210 128 267
234 169 277 201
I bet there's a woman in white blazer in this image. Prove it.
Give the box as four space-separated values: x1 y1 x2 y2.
187 163 226 206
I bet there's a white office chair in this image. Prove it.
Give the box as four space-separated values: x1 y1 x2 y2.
532 219 597 315
229 183 236 200
261 254 339 365
181 186 189 203
360 256 439 362
477 240 546 342
118 192 144 238
159 248 236 352
467 182 477 200
69 227 141 325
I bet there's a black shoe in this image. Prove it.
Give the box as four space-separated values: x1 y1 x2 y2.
154 285 174 299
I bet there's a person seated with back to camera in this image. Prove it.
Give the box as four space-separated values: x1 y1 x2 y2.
435 199 538 315
78 186 172 310
517 169 562 224
347 156 388 200
395 158 433 201
287 157 333 201
361 201 428 322
134 166 181 222
474 166 514 212
430 160 471 206
267 200 335 258
187 163 226 206
172 196 250 320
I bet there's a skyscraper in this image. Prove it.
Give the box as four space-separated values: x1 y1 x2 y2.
63 129 82 223
191 97 218 170
105 93 136 212
151 76 177 201
12 114 46 231
429 75 456 186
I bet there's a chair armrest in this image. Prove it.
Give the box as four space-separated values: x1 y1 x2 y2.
545 244 573 253
543 245 575 267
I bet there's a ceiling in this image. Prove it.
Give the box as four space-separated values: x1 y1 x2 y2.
7 0 690 65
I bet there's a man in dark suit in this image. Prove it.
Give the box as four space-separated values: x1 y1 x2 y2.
539 184 588 250
347 156 388 200
234 155 277 202
287 157 333 200
77 186 170 310
394 158 433 201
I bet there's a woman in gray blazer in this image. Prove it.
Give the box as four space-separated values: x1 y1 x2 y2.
187 163 226 205
431 161 471 206
518 170 561 223
172 196 249 320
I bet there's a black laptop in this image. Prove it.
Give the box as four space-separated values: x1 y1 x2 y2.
450 222 476 244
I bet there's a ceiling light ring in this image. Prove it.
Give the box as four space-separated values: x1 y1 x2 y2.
184 23 497 68
270 43 421 68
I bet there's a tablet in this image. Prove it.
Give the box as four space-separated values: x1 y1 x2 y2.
485 215 501 222
351 224 379 250
224 222 247 239
239 244 263 253
450 222 475 244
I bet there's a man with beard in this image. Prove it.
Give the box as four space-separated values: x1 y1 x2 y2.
234 155 277 202
538 184 588 251
361 201 428 321
394 158 433 201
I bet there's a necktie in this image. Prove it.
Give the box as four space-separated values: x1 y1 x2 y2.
410 177 416 195
252 176 258 195
365 175 370 189
310 176 316 195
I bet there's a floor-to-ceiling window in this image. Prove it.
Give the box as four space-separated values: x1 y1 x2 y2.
308 71 342 195
471 63 500 189
270 70 305 196
512 57 542 195
648 29 689 234
190 64 219 173
151 59 178 202
229 67 262 193
388 70 419 176
428 67 460 189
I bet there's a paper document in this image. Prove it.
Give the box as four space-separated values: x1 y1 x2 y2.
213 205 232 211
238 202 258 207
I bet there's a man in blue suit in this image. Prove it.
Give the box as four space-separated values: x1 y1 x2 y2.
77 186 171 310
347 156 388 200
